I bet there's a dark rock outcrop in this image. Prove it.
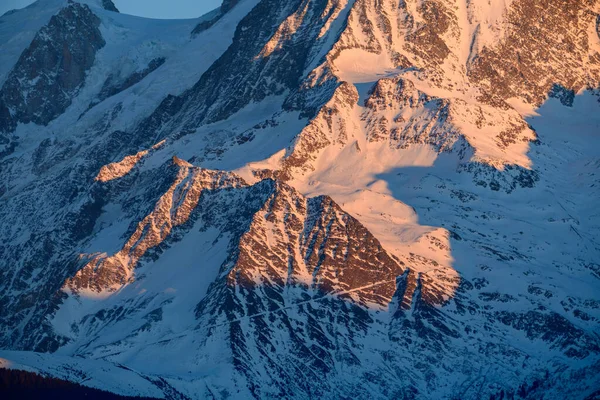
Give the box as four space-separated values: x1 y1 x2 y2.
102 0 119 13
0 2 105 133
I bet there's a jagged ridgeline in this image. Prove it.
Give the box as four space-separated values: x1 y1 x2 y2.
0 0 599 399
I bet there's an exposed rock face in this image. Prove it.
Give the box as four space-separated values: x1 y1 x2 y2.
67 158 247 294
191 0 241 35
142 0 351 138
0 2 104 133
0 0 599 399
95 140 165 183
101 0 119 13
221 180 409 307
279 82 359 179
468 0 600 106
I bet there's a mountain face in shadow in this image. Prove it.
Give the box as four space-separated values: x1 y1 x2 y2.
0 368 157 400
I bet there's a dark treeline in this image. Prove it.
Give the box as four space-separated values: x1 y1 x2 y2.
0 368 160 400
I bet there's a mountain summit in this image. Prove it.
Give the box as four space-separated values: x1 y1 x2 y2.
0 0 599 398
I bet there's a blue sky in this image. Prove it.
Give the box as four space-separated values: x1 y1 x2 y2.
1 0 222 19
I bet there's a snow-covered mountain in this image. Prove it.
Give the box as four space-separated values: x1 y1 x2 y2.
0 0 599 398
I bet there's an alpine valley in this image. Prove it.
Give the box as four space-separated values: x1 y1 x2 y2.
0 0 599 398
